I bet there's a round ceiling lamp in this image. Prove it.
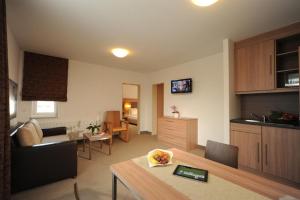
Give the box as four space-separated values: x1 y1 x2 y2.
191 0 218 7
111 48 130 58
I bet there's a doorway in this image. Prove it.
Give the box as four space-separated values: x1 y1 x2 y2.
122 83 140 135
152 83 164 135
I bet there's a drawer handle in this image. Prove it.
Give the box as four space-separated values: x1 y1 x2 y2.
166 120 174 123
269 55 273 75
257 143 260 163
265 144 268 166
166 128 174 131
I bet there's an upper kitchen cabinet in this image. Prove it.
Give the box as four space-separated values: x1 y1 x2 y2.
235 40 275 92
235 22 300 94
276 34 300 89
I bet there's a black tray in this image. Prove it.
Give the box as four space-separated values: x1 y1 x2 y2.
173 165 208 182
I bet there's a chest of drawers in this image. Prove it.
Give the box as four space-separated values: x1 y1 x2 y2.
157 117 198 151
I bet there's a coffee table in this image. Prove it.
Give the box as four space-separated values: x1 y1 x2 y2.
68 131 84 141
83 132 111 160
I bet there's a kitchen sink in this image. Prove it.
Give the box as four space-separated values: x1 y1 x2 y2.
244 119 261 123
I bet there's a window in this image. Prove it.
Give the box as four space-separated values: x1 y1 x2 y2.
32 101 57 118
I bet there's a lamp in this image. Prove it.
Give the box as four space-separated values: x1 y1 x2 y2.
111 48 129 58
191 0 218 7
124 102 131 110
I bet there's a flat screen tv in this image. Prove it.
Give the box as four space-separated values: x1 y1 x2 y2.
9 79 18 119
171 78 192 94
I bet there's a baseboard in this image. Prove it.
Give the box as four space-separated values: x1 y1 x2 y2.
197 144 206 151
140 131 152 134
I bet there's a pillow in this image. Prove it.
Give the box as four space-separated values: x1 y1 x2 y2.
17 123 41 146
30 119 43 141
129 108 138 117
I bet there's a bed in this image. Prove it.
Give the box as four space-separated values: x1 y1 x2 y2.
126 108 138 125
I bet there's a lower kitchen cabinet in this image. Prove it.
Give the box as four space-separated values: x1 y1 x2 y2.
262 127 300 183
231 130 261 171
230 123 300 183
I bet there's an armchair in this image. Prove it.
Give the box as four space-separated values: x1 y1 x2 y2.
104 111 130 144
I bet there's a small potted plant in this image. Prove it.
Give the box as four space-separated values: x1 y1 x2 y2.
170 105 180 118
86 122 101 135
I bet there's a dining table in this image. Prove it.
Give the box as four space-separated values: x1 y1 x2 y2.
110 148 300 200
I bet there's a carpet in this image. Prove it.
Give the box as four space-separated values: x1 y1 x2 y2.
12 134 204 200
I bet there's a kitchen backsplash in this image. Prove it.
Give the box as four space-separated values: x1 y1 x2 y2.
241 92 299 118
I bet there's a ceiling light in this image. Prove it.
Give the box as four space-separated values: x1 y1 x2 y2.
111 48 129 58
191 0 218 7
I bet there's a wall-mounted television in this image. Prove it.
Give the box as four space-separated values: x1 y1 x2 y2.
171 78 192 94
9 79 18 119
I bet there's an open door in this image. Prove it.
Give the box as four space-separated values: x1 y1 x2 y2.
122 83 140 135
152 83 164 135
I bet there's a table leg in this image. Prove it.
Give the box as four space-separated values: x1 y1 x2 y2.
109 142 111 155
89 140 91 160
112 174 117 200
83 138 85 152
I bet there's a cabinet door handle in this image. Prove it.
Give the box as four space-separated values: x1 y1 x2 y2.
257 143 260 163
269 55 273 75
265 144 268 166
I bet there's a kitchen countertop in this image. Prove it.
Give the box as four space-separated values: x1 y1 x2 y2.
230 119 300 130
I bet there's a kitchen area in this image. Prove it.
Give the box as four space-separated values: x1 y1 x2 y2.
230 22 300 188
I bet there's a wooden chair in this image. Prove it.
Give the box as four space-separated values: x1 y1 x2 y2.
204 140 239 169
104 111 129 144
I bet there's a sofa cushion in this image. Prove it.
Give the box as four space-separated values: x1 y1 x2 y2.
17 123 41 146
30 119 43 141
42 135 69 144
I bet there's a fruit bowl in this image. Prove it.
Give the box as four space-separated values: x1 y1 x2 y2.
147 149 173 168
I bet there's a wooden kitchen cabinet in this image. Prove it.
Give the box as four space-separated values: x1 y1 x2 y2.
235 40 275 92
230 123 262 171
262 126 300 183
231 123 300 183
234 22 300 94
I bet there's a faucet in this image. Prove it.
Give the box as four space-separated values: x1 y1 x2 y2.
262 115 266 123
250 113 267 123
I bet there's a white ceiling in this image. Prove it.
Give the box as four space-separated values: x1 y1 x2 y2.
6 0 300 72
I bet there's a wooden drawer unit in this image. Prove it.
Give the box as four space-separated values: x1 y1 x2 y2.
231 123 261 134
157 117 198 151
158 134 186 149
158 126 187 138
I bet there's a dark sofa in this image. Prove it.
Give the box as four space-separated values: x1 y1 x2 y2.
10 123 77 193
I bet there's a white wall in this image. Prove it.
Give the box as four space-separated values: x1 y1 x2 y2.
123 84 138 99
11 27 238 142
17 60 151 131
7 25 22 126
7 26 20 83
223 39 241 144
150 53 224 146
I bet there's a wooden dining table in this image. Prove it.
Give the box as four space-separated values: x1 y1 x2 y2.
110 148 300 200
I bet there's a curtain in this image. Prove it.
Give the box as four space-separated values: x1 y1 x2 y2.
0 0 11 199
22 51 69 102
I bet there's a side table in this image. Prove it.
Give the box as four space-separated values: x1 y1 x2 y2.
83 132 111 160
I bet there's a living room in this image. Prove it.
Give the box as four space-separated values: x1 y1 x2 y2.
1 0 300 200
